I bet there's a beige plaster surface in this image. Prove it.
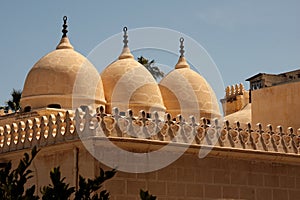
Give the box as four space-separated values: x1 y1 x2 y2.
21 37 106 110
252 81 300 129
101 49 165 116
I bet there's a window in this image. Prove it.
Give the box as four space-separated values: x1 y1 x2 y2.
23 106 31 112
47 104 61 109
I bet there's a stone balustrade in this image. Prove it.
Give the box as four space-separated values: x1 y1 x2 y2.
0 106 300 156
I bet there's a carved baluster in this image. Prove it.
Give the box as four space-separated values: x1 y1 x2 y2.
97 106 109 137
153 111 164 141
269 125 279 151
39 116 49 147
139 110 150 139
266 124 276 152
169 114 179 142
249 123 259 150
195 118 207 144
281 127 293 152
214 118 221 133
189 116 198 144
75 108 84 138
239 123 250 148
262 124 271 150
112 107 123 137
257 123 268 151
10 123 19 151
47 114 57 145
205 118 218 146
0 127 4 153
143 112 155 139
176 115 187 143
274 126 284 152
23 120 33 149
126 109 137 138
16 121 26 150
227 121 239 147
31 118 41 147
89 115 100 137
2 125 11 153
65 111 75 140
55 112 65 142
82 107 94 138
182 116 193 144
164 113 175 141
292 128 300 154
218 121 228 146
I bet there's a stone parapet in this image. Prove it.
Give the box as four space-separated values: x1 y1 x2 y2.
0 106 299 158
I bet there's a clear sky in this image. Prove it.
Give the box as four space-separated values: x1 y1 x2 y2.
0 1 300 105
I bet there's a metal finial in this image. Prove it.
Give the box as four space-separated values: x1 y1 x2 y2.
179 37 185 57
62 16 68 37
123 26 128 47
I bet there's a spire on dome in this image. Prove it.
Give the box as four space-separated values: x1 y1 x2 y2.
56 16 74 50
123 27 128 48
118 26 134 59
179 37 185 57
175 37 190 69
62 16 68 38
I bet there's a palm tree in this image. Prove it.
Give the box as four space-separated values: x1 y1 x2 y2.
137 56 164 81
5 89 22 112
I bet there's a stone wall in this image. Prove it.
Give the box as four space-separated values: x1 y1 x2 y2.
2 141 300 200
252 81 300 129
104 153 300 200
0 107 300 199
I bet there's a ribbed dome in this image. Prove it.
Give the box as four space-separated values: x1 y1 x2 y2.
159 38 220 120
21 18 105 111
100 28 165 116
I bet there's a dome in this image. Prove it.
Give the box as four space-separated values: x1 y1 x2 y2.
21 17 106 111
100 27 165 116
159 38 220 120
225 104 251 125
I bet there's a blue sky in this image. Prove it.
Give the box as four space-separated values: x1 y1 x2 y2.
0 1 300 105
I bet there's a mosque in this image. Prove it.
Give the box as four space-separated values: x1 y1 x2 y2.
0 16 300 200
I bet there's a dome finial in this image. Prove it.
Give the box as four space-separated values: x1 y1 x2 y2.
62 16 68 38
175 37 189 69
179 37 185 57
123 26 128 47
118 26 133 59
56 16 73 50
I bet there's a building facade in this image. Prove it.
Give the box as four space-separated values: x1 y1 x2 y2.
0 17 300 200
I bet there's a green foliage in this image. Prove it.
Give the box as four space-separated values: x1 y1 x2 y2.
0 146 39 200
74 168 116 200
5 89 22 112
0 146 157 200
137 56 165 81
41 167 75 200
140 189 157 200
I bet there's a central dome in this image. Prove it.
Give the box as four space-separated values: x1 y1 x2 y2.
100 27 165 116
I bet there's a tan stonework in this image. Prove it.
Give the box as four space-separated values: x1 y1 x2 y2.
221 83 250 116
100 47 165 117
21 37 106 111
159 57 220 121
252 81 300 129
